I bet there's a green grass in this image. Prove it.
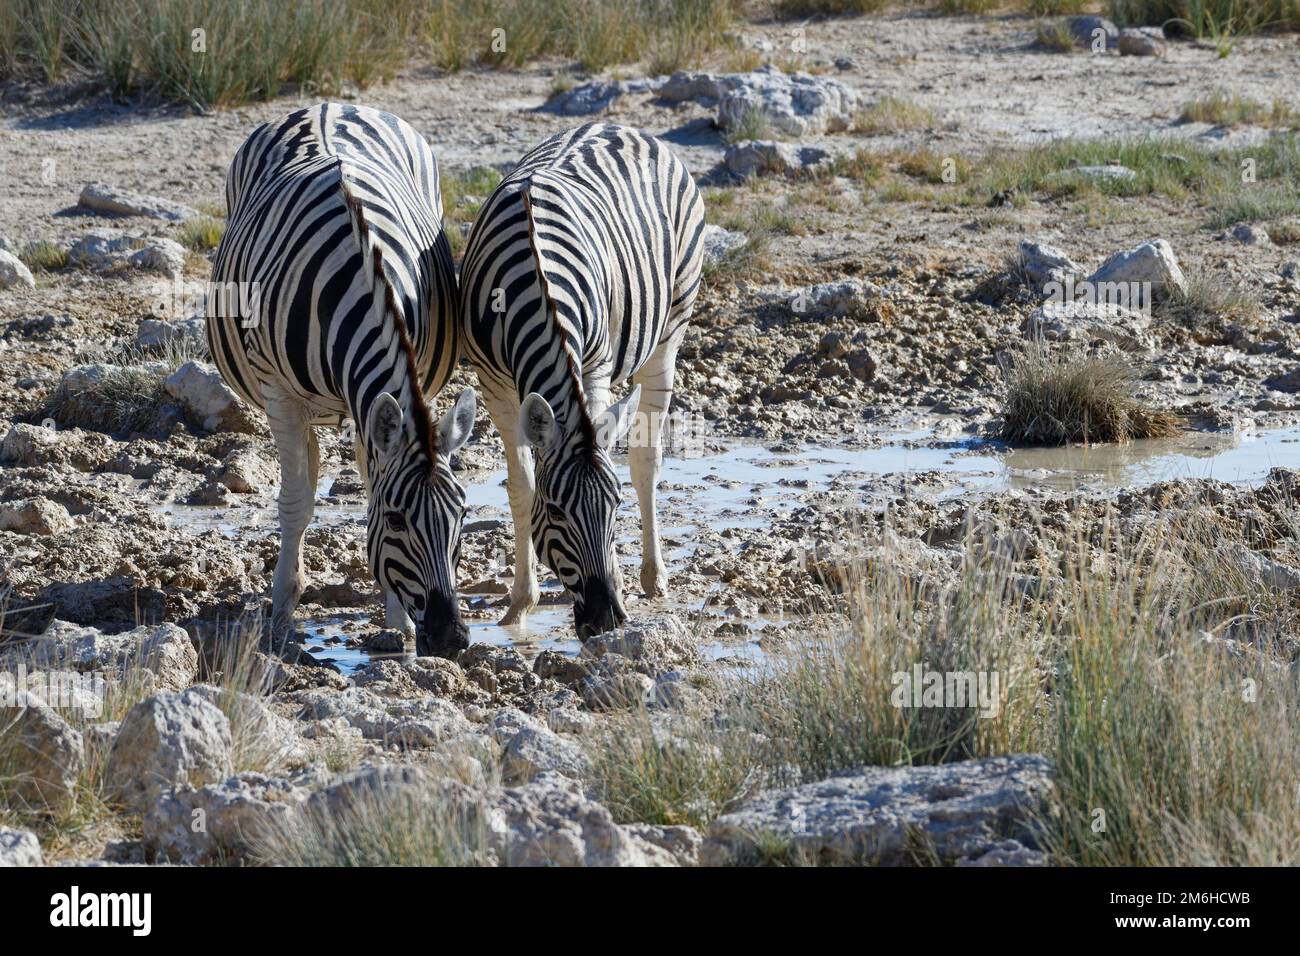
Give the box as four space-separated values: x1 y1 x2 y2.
425 0 735 73
773 0 887 14
441 165 504 260
721 103 772 145
1104 0 1300 36
177 216 225 252
1035 18 1081 51
19 240 68 272
999 342 1180 445
0 0 735 108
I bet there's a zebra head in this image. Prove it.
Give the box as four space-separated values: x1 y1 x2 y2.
365 386 477 657
519 385 642 639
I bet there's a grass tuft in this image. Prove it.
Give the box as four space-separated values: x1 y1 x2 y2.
999 341 1179 445
852 95 935 135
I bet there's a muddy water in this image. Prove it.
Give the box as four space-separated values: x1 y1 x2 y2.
162 425 1300 673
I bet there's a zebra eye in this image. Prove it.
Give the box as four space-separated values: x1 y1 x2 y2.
546 502 566 522
385 511 407 533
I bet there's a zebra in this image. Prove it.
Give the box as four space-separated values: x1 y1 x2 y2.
207 103 476 657
460 123 705 638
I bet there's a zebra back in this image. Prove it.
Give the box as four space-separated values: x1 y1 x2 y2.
208 104 458 430
460 123 704 424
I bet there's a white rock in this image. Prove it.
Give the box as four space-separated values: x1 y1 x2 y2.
130 238 186 277
0 249 36 290
1025 299 1152 351
724 140 831 179
0 695 85 814
105 687 233 813
699 66 855 137
703 755 1054 866
500 725 589 783
701 224 747 266
145 772 311 864
493 772 676 867
1086 238 1187 297
0 496 72 536
137 316 207 351
140 624 199 692
79 182 202 222
1017 239 1081 290
0 423 59 465
0 827 43 867
164 360 249 432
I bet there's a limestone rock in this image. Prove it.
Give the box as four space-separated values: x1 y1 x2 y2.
702 755 1054 866
105 687 233 813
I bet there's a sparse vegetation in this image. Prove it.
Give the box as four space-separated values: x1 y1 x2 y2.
251 772 495 866
178 215 225 252
999 342 1179 445
36 338 204 437
440 165 504 259
852 95 934 135
0 0 735 108
589 507 1300 865
18 240 68 272
1157 268 1261 332
1034 18 1080 51
1179 91 1298 127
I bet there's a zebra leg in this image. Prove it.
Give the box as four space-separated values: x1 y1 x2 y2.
267 394 317 639
629 332 683 599
484 388 541 625
353 429 415 637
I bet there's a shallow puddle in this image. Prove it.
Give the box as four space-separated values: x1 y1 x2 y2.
163 424 1300 674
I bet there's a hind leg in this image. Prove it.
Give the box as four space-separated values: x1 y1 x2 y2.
353 429 414 637
629 330 684 599
267 392 317 639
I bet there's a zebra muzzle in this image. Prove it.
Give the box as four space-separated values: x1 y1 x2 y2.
417 594 469 658
574 581 627 641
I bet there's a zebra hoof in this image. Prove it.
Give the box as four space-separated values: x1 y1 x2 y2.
640 567 667 599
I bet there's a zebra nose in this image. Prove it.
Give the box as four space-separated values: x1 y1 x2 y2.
416 594 469 658
575 582 626 641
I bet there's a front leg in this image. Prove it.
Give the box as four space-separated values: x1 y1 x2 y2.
268 394 318 640
629 333 683 599
483 386 540 625
354 430 414 638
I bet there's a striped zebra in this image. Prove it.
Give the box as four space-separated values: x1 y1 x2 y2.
460 123 705 638
207 104 476 656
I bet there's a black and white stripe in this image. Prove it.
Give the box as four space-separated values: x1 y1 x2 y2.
208 103 474 655
460 123 704 637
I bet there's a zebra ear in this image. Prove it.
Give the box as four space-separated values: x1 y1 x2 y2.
368 393 405 465
518 392 556 449
595 384 641 450
438 387 476 454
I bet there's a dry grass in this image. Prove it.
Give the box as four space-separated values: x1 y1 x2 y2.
1179 91 1299 127
587 501 1300 865
852 95 935 135
19 241 69 272
1158 269 1261 329
36 338 204 437
0 0 734 108
999 342 1179 445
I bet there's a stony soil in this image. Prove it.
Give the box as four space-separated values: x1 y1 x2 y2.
2 11 1300 865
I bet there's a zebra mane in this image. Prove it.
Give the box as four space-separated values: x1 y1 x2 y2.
340 181 439 465
519 185 598 454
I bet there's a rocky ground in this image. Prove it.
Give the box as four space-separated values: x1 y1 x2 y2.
2 11 1300 866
